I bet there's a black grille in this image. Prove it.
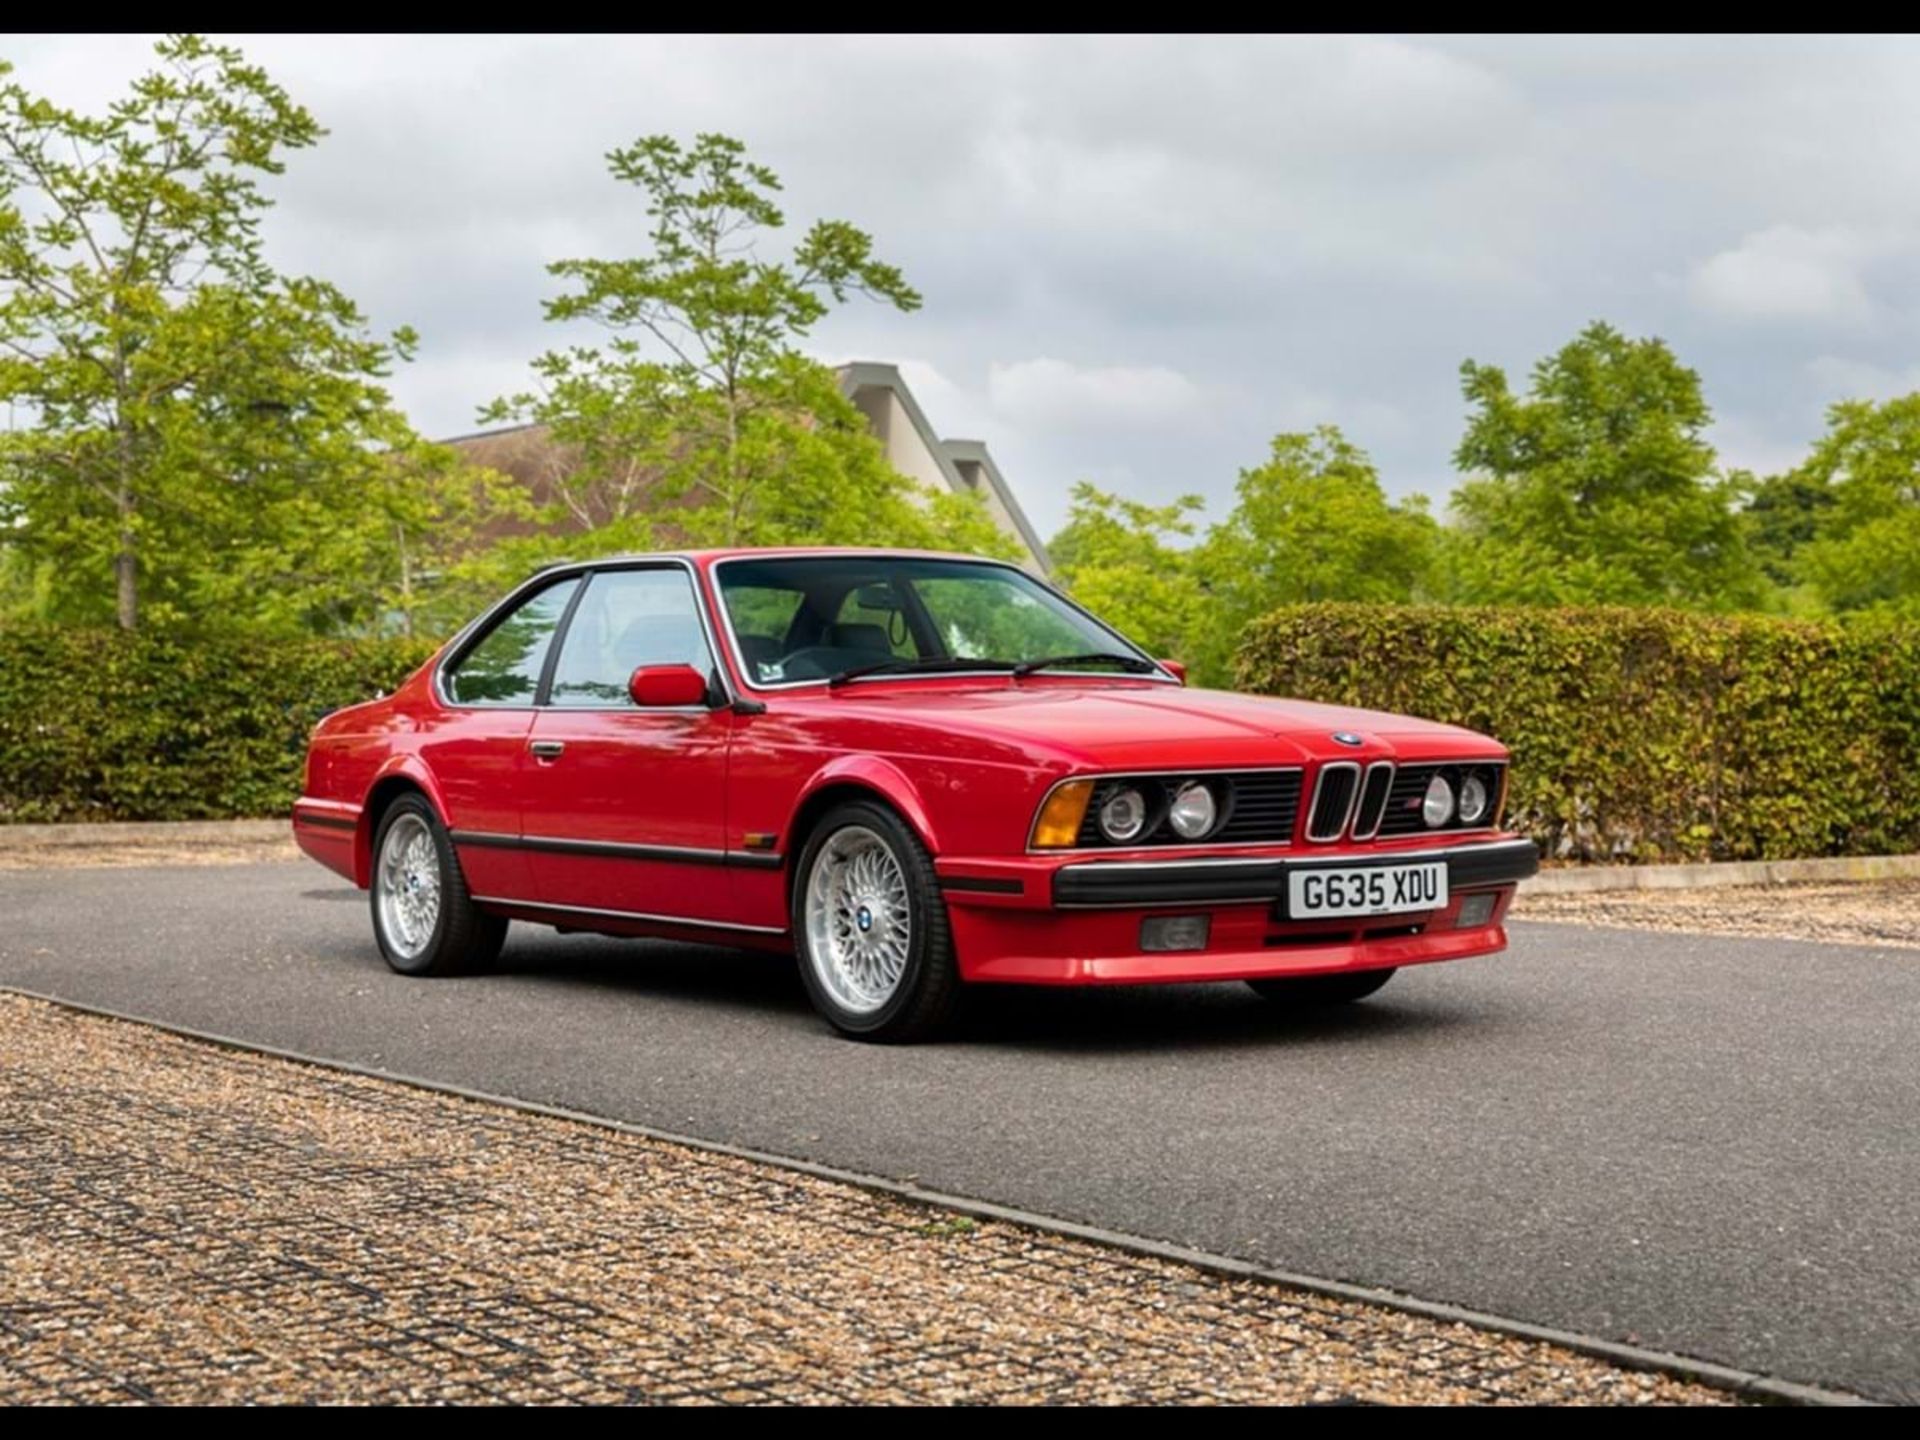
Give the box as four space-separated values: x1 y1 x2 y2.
1072 770 1302 848
1352 763 1395 838
1378 762 1506 836
1306 763 1361 841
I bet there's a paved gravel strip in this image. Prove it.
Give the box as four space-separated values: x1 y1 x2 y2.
1517 880 1920 950
0 825 298 870
0 993 1736 1406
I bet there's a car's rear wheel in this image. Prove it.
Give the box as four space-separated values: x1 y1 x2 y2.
1246 968 1397 1005
371 794 507 977
793 800 959 1042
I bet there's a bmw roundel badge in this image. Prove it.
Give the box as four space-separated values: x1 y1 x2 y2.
1331 731 1364 747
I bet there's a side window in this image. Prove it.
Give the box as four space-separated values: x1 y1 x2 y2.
444 578 579 706
548 568 713 707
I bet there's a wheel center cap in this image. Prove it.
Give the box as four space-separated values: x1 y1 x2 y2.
856 905 873 933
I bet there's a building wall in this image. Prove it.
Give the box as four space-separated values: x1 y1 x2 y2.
838 364 1051 576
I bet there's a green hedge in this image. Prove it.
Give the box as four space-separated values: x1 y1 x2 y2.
0 625 435 823
11 608 1920 859
1236 605 1920 863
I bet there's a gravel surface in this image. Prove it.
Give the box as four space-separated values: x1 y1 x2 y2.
1518 880 1920 950
0 992 1734 1406
0 837 301 869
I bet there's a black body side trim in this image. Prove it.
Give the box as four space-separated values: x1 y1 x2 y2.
1052 838 1540 909
450 830 782 869
940 876 1025 895
471 895 786 936
293 811 358 832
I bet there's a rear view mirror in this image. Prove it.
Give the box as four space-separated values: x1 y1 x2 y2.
628 663 711 707
850 583 902 611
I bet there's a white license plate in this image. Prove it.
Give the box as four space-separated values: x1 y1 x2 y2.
1286 862 1448 920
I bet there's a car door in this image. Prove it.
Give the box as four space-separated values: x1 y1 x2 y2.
422 574 582 901
523 564 737 925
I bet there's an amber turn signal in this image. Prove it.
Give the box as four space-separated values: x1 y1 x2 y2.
1032 780 1094 848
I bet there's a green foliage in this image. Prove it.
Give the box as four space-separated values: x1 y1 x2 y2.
1194 427 1437 679
1236 604 1920 863
1048 481 1206 659
0 34 501 633
0 623 432 821
483 132 1002 559
1785 394 1920 618
1736 466 1835 594
1049 427 1434 684
1445 322 1763 610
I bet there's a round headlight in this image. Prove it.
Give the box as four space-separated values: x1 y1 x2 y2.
1098 786 1149 843
1458 771 1491 825
1421 774 1455 828
1167 781 1219 840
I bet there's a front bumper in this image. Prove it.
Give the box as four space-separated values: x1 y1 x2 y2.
1050 836 1540 907
934 835 1538 987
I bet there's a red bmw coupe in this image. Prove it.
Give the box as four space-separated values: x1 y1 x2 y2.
294 549 1538 1040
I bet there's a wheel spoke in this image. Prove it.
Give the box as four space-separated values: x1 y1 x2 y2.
376 814 442 962
801 825 915 1016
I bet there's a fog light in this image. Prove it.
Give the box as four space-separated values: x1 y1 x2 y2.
1457 892 1497 928
1140 914 1210 952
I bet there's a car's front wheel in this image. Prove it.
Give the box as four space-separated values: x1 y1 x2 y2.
370 794 507 977
793 800 959 1042
1246 968 1397 1005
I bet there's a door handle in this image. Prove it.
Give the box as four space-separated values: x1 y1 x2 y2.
529 740 565 760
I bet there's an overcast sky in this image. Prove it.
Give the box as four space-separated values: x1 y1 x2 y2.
10 33 1920 536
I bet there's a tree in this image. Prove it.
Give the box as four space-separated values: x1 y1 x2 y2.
1786 394 1920 616
486 132 1007 557
1049 481 1206 661
1444 321 1762 609
0 34 441 631
204 438 536 639
1735 466 1836 599
1193 427 1437 679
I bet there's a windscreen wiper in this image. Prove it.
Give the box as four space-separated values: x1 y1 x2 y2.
1009 651 1160 679
827 657 1015 688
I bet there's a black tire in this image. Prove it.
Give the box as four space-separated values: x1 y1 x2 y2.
370 794 507 977
1246 968 1397 1005
791 799 960 1042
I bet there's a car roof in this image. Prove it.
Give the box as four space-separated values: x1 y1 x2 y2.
532 546 1019 575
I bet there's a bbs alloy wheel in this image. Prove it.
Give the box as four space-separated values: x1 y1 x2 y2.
792 801 959 1041
370 795 507 977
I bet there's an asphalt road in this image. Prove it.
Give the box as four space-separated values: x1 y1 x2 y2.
3 862 1914 1402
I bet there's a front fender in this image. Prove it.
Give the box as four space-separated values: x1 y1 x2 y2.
791 754 944 855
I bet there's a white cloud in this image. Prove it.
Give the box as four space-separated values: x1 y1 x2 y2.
986 358 1203 431
10 33 1920 528
1686 226 1893 325
1803 355 1920 403
1706 413 1814 481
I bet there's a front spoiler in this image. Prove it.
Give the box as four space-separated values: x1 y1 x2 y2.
1050 837 1541 909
